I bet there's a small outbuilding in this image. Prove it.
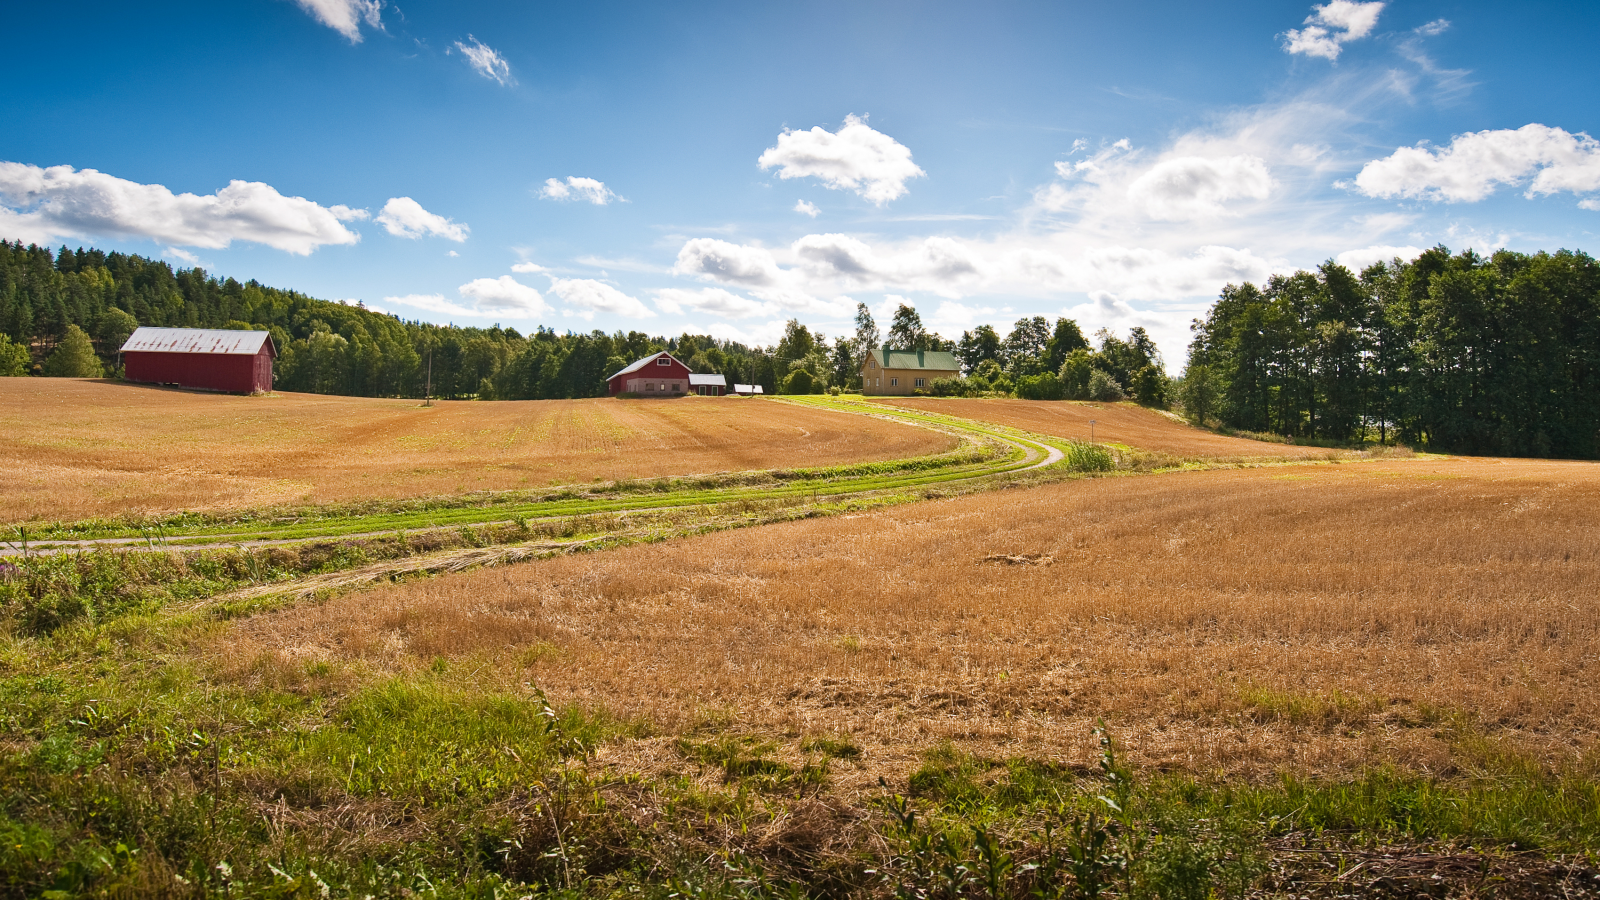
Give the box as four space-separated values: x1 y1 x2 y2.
689 373 727 396
120 326 276 394
733 383 764 396
859 348 961 396
608 351 692 396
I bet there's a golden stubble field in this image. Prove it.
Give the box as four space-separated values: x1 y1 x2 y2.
0 379 955 522
222 453 1600 790
876 397 1331 459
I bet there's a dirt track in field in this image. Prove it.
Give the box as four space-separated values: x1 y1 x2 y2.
0 379 954 523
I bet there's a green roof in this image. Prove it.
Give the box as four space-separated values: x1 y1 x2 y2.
866 348 960 371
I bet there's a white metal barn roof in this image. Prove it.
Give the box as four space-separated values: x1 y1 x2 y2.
688 374 726 387
120 327 274 356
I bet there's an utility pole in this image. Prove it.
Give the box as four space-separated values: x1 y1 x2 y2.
1089 419 1097 443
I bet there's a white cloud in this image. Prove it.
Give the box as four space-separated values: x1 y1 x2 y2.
385 275 548 320
655 287 772 319
794 199 820 218
451 36 513 86
539 177 619 205
294 0 383 43
1414 18 1450 37
700 319 790 349
758 114 925 205
374 196 469 241
792 233 985 297
1354 124 1600 204
0 162 360 254
383 293 482 318
163 247 200 265
1334 245 1424 272
459 275 550 316
511 261 547 274
1124 155 1274 220
329 204 369 221
573 254 660 273
674 238 784 288
1282 1 1385 60
547 277 653 319
926 301 1003 335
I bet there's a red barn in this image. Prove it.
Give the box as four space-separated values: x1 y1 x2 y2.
607 351 691 396
120 327 276 394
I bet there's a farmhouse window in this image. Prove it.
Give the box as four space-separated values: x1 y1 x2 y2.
891 377 898 386
915 378 925 388
657 358 671 366
646 383 654 391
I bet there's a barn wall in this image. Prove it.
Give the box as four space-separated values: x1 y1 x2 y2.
124 349 271 394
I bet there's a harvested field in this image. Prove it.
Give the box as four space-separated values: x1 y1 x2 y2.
225 454 1600 789
0 379 953 523
877 397 1332 458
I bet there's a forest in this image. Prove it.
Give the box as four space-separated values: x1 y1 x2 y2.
0 240 1159 403
1182 246 1600 459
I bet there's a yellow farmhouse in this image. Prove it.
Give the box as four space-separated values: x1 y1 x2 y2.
859 348 961 396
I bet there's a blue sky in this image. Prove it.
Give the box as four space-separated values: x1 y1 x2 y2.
3 0 1597 366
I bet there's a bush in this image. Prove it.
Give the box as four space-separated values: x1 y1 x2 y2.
783 369 814 395
42 325 103 378
1087 370 1124 402
925 377 974 397
1016 373 1064 401
0 334 30 376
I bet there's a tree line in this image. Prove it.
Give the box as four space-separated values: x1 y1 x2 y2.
0 241 779 399
0 240 1171 405
1181 245 1600 458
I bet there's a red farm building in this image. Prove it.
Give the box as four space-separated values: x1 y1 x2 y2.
120 327 276 394
607 351 693 397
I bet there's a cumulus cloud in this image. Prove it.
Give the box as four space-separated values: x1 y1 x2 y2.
655 287 772 319
792 233 985 297
1334 245 1424 272
0 162 360 254
294 0 383 43
459 275 549 316
1283 1 1384 60
374 197 469 241
794 199 820 218
547 277 653 319
452 36 513 85
1354 124 1600 204
539 177 619 205
758 114 925 205
1124 155 1274 220
674 238 784 288
385 275 547 320
510 261 547 274
384 294 482 318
